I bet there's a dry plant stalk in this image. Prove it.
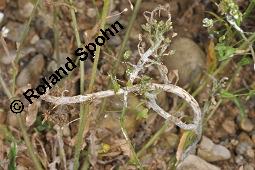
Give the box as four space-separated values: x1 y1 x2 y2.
41 5 203 163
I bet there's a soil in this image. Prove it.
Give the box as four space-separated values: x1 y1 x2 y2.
0 0 254 170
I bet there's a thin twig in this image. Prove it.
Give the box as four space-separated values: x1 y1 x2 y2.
99 0 142 122
114 0 143 73
56 126 67 170
68 0 110 169
0 72 12 99
0 35 10 58
243 0 255 20
12 0 40 94
67 0 86 169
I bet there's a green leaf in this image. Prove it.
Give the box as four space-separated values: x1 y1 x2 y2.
36 124 50 132
35 115 50 132
109 74 120 93
8 142 17 170
233 98 246 120
220 90 246 120
220 90 236 98
215 43 236 61
136 108 149 119
248 90 255 97
238 57 253 66
126 80 132 87
182 131 197 151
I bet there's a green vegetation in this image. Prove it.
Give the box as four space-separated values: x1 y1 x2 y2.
0 0 254 169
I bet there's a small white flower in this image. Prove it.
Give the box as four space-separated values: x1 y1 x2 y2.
1 26 9 37
202 18 214 28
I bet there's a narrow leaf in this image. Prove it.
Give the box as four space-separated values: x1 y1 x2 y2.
220 90 236 98
8 142 17 170
233 98 246 120
238 57 252 66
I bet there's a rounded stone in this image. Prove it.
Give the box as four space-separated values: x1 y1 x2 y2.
162 37 205 86
35 39 53 57
222 119 236 134
87 8 97 18
240 118 254 132
17 54 45 87
198 136 231 162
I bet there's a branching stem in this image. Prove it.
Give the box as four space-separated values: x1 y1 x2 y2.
41 83 202 134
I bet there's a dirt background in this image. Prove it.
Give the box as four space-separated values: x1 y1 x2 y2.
0 0 254 169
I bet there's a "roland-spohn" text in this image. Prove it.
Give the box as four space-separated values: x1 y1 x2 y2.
23 21 125 104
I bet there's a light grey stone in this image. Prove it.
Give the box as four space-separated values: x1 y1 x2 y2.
177 155 221 170
162 37 205 86
198 136 231 162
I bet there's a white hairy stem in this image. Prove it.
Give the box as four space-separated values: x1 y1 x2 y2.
41 83 202 134
129 36 164 83
124 36 163 108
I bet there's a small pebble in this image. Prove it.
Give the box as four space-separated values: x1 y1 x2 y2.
47 52 72 71
236 142 254 159
34 16 51 39
240 118 254 132
177 155 220 170
20 2 34 18
62 126 71 137
1 47 36 65
236 142 250 155
235 155 246 165
35 39 53 57
231 139 239 146
244 164 254 170
16 165 27 170
16 54 45 87
34 16 47 33
198 136 231 162
246 148 254 159
87 8 97 18
5 21 25 42
222 119 236 134
30 34 40 44
238 132 254 146
0 50 16 65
